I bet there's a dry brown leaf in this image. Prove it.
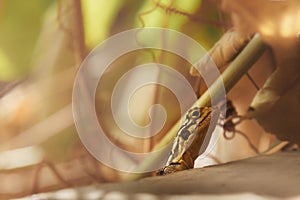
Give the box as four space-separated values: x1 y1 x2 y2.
222 0 300 144
190 28 251 76
248 48 300 144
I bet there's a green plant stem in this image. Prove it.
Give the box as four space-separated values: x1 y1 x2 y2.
128 33 266 180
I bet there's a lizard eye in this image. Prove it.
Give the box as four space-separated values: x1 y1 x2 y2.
192 110 200 117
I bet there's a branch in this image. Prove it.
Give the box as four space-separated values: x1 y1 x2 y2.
129 33 267 180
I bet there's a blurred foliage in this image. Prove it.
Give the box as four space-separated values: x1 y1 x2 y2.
82 0 136 48
89 0 225 152
2 0 298 198
0 0 224 80
82 0 223 49
0 0 53 80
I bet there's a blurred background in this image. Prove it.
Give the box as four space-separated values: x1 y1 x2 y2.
0 0 298 199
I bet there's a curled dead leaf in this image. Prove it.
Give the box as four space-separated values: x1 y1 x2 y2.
223 0 300 144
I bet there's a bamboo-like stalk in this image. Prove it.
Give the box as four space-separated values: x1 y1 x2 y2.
127 33 266 180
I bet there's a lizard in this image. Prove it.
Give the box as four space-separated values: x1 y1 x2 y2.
157 106 219 175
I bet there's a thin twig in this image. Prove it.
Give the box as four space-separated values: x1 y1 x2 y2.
32 160 73 194
73 0 86 61
246 72 260 91
57 0 87 63
0 80 24 98
155 1 230 28
234 130 259 154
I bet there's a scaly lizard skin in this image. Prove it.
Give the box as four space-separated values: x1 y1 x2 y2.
157 107 219 175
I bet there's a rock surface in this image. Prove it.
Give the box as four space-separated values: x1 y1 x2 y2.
21 150 300 200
